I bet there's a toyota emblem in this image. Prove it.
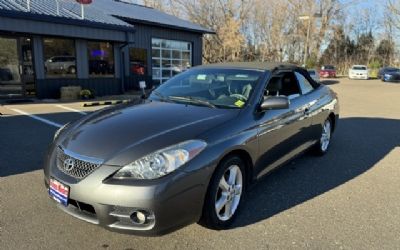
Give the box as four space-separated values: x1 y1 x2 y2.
63 158 75 171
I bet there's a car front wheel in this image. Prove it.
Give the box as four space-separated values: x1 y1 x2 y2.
199 156 246 229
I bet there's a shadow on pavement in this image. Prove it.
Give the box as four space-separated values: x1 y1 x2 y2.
234 117 400 228
321 79 340 85
0 111 82 177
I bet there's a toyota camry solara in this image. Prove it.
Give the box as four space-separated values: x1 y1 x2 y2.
44 62 339 236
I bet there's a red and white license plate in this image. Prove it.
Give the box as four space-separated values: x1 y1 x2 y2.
49 178 69 207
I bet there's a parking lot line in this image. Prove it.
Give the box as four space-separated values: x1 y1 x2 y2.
9 108 62 128
55 104 87 115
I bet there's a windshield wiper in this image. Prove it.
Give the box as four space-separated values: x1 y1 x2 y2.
168 96 217 108
152 91 173 103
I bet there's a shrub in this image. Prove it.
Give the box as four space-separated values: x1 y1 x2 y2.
80 89 93 99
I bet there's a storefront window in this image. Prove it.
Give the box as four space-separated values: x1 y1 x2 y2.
43 38 76 78
87 41 114 77
129 48 147 75
151 38 192 84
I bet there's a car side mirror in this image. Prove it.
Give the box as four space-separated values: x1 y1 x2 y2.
260 96 289 111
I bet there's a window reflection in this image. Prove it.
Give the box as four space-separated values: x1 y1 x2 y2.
88 41 114 77
43 38 76 78
129 48 147 75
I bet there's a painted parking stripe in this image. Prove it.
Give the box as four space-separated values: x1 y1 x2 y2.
9 108 62 128
55 104 87 115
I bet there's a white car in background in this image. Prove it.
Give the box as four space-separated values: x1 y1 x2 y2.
308 69 320 83
349 65 369 80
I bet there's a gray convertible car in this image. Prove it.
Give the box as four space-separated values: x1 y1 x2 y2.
44 62 339 236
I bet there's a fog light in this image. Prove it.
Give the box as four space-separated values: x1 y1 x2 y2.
130 210 147 225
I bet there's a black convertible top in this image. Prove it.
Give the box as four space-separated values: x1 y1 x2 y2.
195 62 299 71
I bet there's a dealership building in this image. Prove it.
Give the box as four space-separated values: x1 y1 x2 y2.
0 0 212 99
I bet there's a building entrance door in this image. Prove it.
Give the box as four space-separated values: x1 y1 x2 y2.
0 36 35 98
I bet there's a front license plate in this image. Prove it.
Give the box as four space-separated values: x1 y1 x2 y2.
49 178 69 207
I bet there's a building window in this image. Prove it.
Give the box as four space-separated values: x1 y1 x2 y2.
129 48 147 75
43 38 76 78
151 38 192 84
87 41 114 77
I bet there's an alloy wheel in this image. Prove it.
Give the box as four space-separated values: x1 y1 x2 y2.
214 165 243 221
320 119 331 152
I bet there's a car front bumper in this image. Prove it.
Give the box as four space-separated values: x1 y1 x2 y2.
349 74 368 79
383 76 400 82
43 147 212 236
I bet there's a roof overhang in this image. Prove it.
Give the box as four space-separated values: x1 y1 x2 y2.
115 15 215 35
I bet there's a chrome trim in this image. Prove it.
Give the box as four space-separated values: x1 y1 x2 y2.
60 146 104 165
56 146 104 179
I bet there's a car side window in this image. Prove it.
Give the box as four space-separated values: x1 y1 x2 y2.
280 72 301 100
265 72 301 100
295 72 314 95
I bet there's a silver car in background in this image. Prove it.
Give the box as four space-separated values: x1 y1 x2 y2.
44 62 339 236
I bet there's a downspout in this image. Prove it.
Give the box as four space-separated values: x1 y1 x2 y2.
119 30 135 94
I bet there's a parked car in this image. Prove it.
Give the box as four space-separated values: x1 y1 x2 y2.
44 62 339 236
308 69 320 83
319 65 336 78
378 67 400 80
44 56 76 75
349 65 369 80
381 68 400 83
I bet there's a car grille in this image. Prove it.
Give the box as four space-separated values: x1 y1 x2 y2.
56 147 102 179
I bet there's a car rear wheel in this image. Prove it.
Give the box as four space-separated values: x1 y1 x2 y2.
199 156 246 229
68 66 76 74
314 118 332 155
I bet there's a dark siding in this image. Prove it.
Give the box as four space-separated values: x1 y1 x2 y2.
123 23 203 91
36 78 122 99
133 23 203 66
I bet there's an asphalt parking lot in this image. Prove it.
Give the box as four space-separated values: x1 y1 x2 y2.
1 79 399 250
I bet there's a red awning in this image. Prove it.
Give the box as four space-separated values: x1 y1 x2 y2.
76 0 92 4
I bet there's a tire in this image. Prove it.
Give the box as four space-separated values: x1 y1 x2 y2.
199 155 246 230
313 117 333 156
68 66 76 74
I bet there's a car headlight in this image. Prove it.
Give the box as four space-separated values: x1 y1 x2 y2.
113 140 207 180
384 74 391 78
54 123 69 140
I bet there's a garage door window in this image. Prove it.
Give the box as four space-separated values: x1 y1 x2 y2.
152 38 192 85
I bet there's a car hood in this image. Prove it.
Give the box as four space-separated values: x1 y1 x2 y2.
386 71 400 76
59 100 239 166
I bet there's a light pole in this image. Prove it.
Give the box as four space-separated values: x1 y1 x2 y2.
299 15 311 66
298 13 322 67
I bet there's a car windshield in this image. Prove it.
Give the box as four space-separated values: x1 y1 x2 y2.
322 65 335 70
150 68 264 109
308 70 316 75
353 66 367 70
386 68 400 72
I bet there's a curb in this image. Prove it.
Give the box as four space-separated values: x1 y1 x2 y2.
83 100 130 107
